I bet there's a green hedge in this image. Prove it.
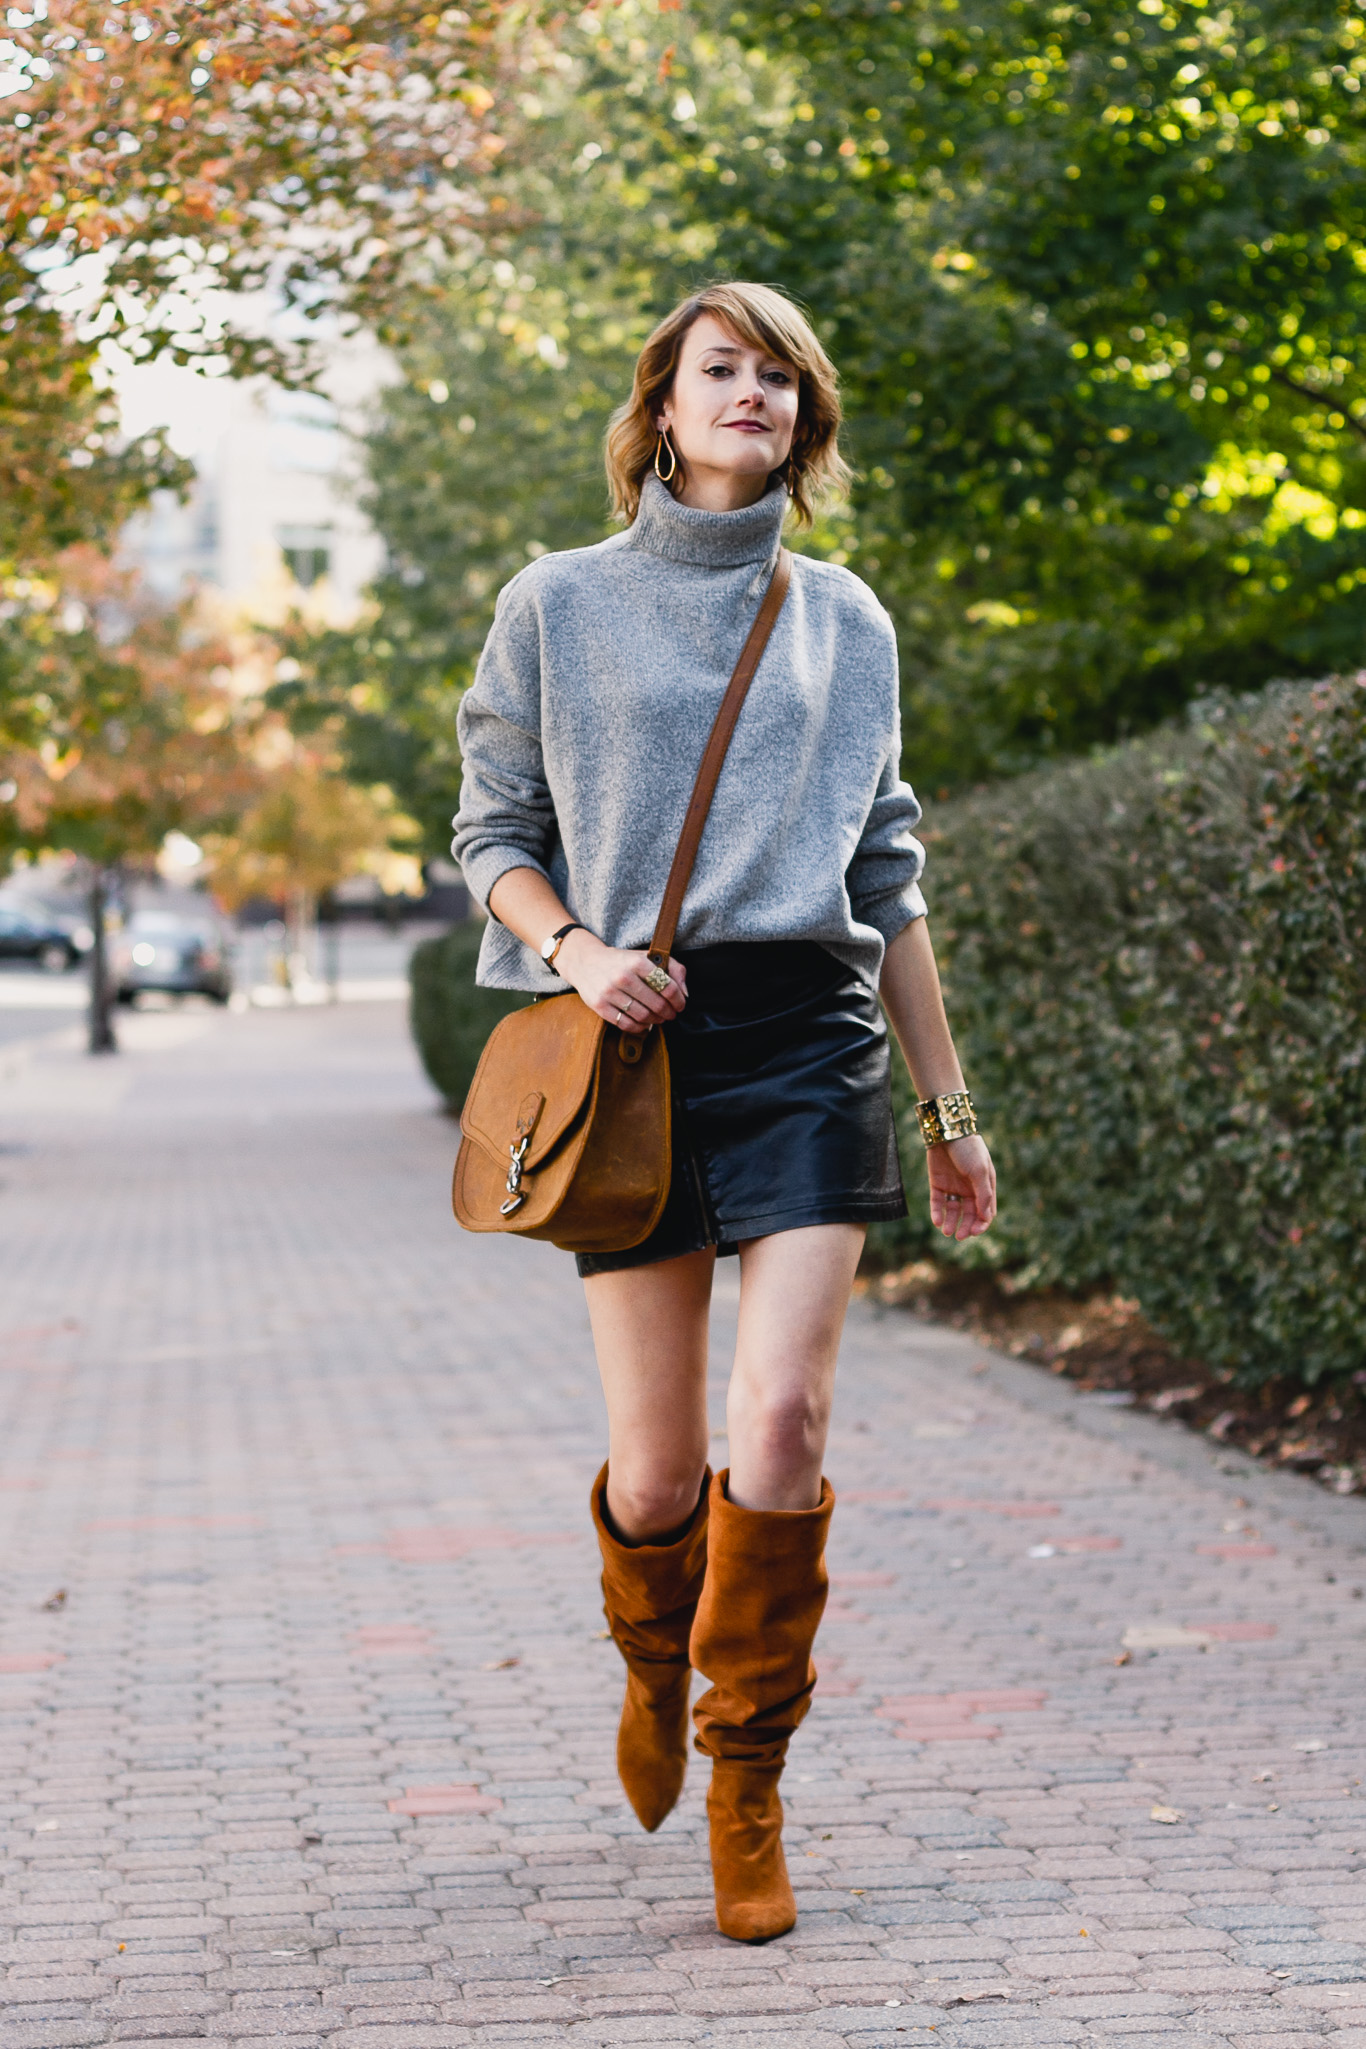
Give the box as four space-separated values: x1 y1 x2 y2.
872 676 1366 1388
417 689 1364 1385
408 920 530 1112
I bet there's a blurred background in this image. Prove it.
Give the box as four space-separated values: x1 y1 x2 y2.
1 0 1363 1476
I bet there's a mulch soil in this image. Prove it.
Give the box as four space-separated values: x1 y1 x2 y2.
858 1260 1366 1497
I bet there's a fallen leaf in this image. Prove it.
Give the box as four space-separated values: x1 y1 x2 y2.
1268 1802 1280 1812
40 1589 67 1611
1124 1624 1211 1650
945 1991 1009 2005
1114 1651 1132 1666
1252 1770 1273 1783
1295 1738 1326 1753
481 1657 520 1670
1150 1805 1184 1824
1151 1384 1202 1412
591 1629 611 1640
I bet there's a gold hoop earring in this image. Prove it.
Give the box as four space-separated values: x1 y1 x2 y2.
654 429 678 484
784 454 800 496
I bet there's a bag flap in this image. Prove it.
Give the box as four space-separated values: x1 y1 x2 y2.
460 993 605 1171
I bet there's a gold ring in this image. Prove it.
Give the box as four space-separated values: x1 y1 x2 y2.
642 963 671 996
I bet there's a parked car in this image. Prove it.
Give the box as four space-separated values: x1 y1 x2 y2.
112 912 233 1005
0 903 85 972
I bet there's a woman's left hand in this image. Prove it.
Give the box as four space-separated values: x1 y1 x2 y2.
927 1134 996 1241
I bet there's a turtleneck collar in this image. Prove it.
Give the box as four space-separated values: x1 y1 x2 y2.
627 473 789 569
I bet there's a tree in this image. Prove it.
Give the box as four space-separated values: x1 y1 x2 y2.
0 0 516 550
268 299 638 854
0 549 261 1046
263 13 801 849
204 746 419 984
1 0 531 1015
671 0 1366 775
275 0 1366 812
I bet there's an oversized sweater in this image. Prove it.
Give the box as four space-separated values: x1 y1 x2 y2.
451 474 927 994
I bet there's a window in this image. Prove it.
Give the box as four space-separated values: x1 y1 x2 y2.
277 524 332 588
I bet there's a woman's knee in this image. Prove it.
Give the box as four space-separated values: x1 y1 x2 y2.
607 1462 708 1541
731 1382 830 1465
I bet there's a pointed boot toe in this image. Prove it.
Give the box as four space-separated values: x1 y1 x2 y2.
707 1759 797 1942
590 1464 710 1834
618 1664 692 1831
690 1472 834 1942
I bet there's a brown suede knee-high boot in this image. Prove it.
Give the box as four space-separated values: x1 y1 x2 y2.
689 1469 834 1943
591 1463 711 1833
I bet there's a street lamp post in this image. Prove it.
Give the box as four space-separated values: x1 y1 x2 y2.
87 865 118 1055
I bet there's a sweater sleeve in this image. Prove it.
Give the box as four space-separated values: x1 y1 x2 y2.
451 573 556 912
846 714 928 943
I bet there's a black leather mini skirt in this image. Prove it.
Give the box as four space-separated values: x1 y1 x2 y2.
575 940 907 1278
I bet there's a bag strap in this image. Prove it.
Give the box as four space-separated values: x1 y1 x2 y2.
647 546 792 967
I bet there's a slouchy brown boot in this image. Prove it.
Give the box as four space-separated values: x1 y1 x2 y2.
590 1463 711 1832
689 1469 834 1943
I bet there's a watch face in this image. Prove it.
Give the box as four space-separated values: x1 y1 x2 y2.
540 936 555 961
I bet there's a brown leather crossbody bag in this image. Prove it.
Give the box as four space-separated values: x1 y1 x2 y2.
452 546 792 1255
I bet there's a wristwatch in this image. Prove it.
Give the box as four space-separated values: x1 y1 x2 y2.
540 922 586 974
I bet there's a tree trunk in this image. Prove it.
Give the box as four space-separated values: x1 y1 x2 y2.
87 868 117 1055
320 891 341 1003
287 886 315 995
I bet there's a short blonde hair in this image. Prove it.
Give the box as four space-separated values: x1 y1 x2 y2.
604 281 850 529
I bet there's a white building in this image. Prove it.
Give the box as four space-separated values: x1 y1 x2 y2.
117 336 391 622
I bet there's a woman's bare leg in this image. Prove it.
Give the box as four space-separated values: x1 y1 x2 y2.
691 1222 861 1941
582 1247 715 1540
584 1225 863 1529
726 1223 865 1510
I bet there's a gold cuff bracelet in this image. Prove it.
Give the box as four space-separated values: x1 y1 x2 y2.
915 1089 978 1147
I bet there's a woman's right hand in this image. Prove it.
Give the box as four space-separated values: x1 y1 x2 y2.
557 931 688 1034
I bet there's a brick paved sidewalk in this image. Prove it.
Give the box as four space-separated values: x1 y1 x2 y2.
2 1000 1365 2049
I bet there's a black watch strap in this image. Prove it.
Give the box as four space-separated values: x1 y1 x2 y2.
543 921 585 974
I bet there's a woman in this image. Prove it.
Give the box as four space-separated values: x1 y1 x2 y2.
452 281 996 1944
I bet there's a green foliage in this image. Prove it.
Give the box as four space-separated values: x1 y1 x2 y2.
279 0 1366 814
0 253 191 580
677 0 1366 778
269 296 643 854
873 676 1366 1385
409 919 531 1109
0 551 258 868
267 10 851 848
288 0 1366 814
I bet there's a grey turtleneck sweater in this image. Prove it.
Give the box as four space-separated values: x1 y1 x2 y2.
451 475 927 994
